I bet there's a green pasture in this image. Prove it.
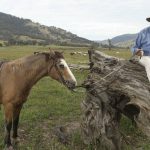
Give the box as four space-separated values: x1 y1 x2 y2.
0 46 149 149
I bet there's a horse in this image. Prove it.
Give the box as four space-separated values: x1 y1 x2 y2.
0 50 77 149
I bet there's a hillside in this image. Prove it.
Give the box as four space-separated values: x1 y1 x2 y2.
0 12 92 46
100 34 137 48
111 34 137 47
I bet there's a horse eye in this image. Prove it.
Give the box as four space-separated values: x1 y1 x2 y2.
59 64 65 69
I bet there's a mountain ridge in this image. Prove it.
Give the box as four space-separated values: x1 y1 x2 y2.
0 12 93 46
100 33 137 48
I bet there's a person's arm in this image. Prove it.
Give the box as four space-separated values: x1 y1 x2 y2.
131 31 144 58
131 32 142 54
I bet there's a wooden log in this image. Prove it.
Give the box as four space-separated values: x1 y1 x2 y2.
81 50 150 149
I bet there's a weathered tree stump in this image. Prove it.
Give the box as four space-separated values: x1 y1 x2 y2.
81 50 150 150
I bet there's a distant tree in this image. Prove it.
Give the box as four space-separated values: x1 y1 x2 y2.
0 43 3 47
4 42 8 46
108 39 112 50
90 42 99 50
8 39 17 45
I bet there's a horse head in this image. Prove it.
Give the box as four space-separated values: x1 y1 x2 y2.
46 50 77 90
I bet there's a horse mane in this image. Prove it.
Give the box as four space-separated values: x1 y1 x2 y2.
54 51 64 59
2 50 64 72
34 50 64 61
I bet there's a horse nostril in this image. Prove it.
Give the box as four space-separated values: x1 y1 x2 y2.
67 81 76 89
72 81 77 87
72 83 76 88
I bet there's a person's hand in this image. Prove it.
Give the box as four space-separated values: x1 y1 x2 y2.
130 49 143 63
135 49 144 58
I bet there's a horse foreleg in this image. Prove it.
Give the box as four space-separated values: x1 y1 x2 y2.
12 116 19 139
12 105 22 144
4 103 13 149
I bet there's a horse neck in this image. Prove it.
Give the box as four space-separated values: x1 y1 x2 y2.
21 54 49 85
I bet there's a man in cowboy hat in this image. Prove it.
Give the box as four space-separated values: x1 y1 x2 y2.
131 17 150 81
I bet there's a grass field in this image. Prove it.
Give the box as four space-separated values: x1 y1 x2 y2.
0 46 149 150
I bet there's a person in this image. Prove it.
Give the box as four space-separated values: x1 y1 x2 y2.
131 17 150 81
132 17 150 56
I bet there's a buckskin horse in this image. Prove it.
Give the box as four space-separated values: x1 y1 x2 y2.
0 50 77 149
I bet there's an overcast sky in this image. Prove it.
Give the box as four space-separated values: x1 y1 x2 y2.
0 0 150 40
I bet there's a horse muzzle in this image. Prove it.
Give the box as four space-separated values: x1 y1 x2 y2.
65 80 77 90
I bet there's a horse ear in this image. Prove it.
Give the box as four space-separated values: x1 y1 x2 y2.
49 49 55 58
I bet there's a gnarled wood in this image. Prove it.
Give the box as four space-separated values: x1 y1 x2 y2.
81 50 150 149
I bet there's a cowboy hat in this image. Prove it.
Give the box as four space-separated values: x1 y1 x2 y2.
146 17 150 22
